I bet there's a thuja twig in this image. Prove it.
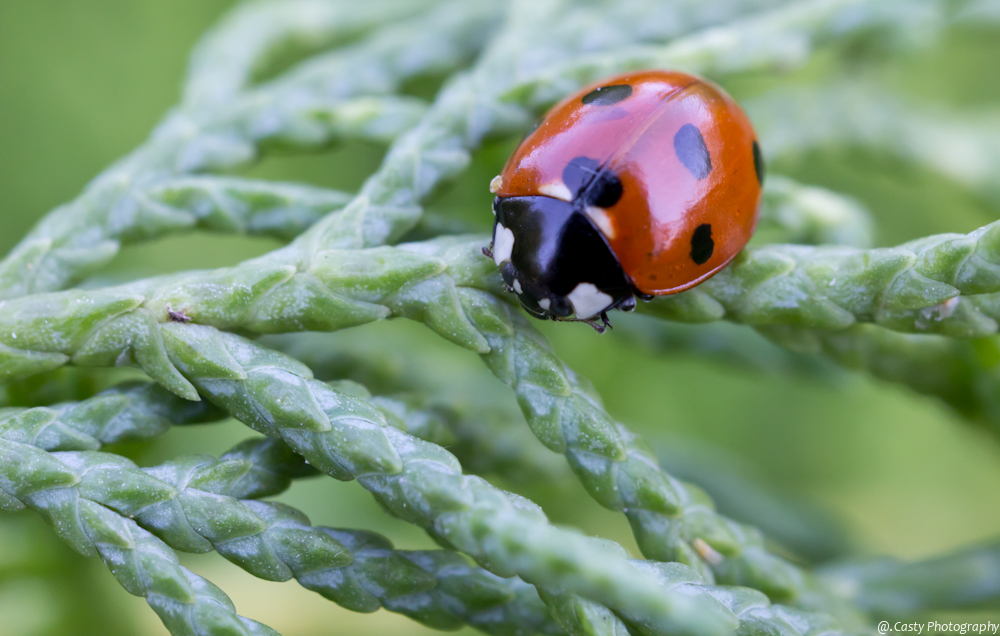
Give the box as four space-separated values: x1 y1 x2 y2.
610 317 841 379
0 369 562 487
0 233 959 619
639 224 1000 337
150 322 739 636
535 559 846 636
5 229 998 611
0 441 279 635
1 418 852 636
181 0 436 108
652 431 851 565
456 294 854 612
0 0 496 300
261 339 565 482
819 541 1000 617
748 78 1000 205
757 323 1000 432
0 431 563 636
135 177 352 243
10 371 839 633
756 176 874 248
0 381 218 451
0 264 852 625
0 93 424 301
346 381 566 485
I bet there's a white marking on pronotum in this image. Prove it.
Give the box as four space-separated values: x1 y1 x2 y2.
493 224 515 266
512 279 523 294
539 181 572 202
489 175 503 193
567 283 613 319
585 205 616 239
538 298 551 310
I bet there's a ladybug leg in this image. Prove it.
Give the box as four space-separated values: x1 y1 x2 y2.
633 288 654 302
581 318 607 334
551 315 608 333
575 314 612 333
481 246 494 260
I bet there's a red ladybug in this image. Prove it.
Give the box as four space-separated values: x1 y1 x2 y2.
486 70 763 330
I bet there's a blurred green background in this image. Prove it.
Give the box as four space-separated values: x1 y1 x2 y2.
2 2 1000 635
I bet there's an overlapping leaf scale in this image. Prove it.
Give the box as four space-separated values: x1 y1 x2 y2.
0 382 217 451
127 177 351 243
642 221 1000 337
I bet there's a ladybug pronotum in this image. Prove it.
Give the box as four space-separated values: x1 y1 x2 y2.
486 70 764 331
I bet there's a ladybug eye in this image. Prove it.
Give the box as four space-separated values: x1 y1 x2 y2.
581 84 632 106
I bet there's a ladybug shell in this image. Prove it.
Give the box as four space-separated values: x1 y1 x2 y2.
495 70 762 295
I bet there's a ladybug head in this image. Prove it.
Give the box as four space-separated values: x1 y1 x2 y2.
488 195 635 324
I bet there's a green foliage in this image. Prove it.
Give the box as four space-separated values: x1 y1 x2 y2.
1 1 999 635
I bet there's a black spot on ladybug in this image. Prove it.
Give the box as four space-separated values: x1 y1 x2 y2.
585 169 623 208
752 140 765 185
690 224 714 265
563 156 623 207
581 84 632 106
674 124 712 180
562 156 601 197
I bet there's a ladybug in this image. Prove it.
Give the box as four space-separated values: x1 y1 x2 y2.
485 70 764 331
